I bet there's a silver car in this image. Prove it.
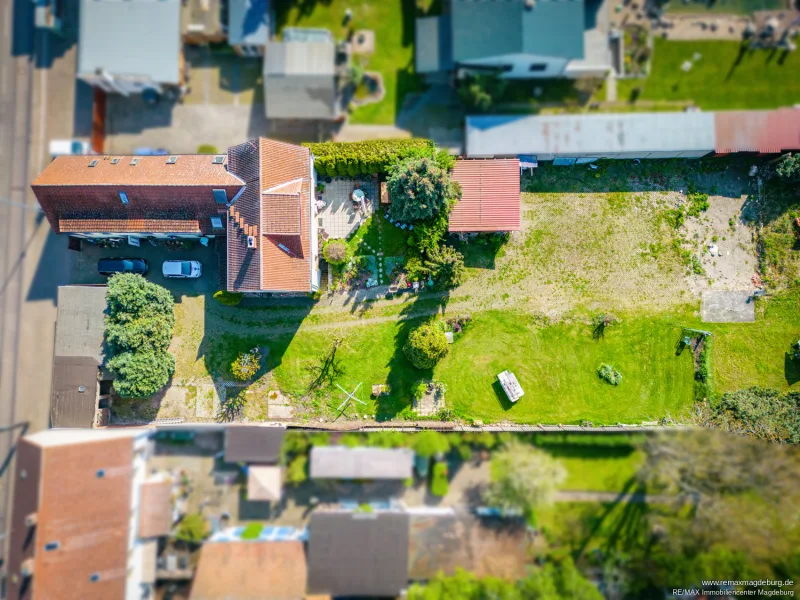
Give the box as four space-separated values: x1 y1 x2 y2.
162 260 202 279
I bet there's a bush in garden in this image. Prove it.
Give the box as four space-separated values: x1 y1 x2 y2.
105 274 175 397
286 455 308 486
457 74 507 112
597 364 622 386
322 239 349 265
424 245 466 288
303 138 435 177
388 157 461 222
776 153 800 180
213 290 243 306
404 322 449 369
175 513 209 544
430 461 449 497
411 208 451 257
434 148 457 171
196 144 219 154
412 431 452 458
231 347 262 381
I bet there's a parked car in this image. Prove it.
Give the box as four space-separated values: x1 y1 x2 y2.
133 147 170 156
49 139 92 158
97 258 148 276
162 260 202 279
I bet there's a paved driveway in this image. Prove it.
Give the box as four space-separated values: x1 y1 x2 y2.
700 290 756 323
68 237 223 295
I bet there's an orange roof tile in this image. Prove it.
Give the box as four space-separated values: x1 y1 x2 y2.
449 159 521 232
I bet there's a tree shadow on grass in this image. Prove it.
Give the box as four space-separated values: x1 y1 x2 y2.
784 353 800 386
573 477 644 558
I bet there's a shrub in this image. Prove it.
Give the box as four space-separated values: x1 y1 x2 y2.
404 322 449 369
197 144 219 154
241 523 263 539
230 348 262 381
303 138 435 177
213 290 243 306
175 513 209 544
430 461 449 497
413 380 429 400
322 239 349 265
286 455 308 486
699 387 800 443
457 74 508 112
108 351 175 398
424 245 466 288
105 275 175 398
597 364 622 386
411 208 451 257
434 148 457 171
413 431 452 458
686 191 710 217
388 157 461 222
776 153 800 180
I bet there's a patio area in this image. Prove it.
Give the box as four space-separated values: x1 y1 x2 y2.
317 178 378 240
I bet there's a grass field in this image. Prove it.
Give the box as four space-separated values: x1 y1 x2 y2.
275 0 421 124
617 39 800 109
543 444 645 492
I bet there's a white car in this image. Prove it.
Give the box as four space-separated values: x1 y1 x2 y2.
162 260 202 279
49 139 92 157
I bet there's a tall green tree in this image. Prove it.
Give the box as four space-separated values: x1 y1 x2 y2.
388 157 461 222
404 322 449 369
484 441 567 516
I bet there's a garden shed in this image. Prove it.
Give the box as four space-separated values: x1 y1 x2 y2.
310 446 414 480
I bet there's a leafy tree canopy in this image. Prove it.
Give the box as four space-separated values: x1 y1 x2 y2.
484 441 567 515
388 157 461 222
107 351 175 398
412 431 452 458
175 513 209 544
776 153 800 180
404 322 449 369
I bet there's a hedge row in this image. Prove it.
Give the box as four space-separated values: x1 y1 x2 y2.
303 138 435 177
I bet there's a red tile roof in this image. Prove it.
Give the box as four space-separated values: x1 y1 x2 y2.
449 159 521 232
32 155 244 234
715 108 800 154
226 139 313 293
138 477 173 538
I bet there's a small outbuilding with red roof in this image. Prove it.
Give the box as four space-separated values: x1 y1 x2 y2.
449 158 521 233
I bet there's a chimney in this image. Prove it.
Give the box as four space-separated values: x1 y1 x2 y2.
25 512 37 527
247 235 257 249
21 558 34 578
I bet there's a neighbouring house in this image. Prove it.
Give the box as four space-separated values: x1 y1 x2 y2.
50 286 110 429
228 0 270 57
309 446 414 480
416 0 612 79
306 511 411 598
191 541 307 599
77 0 184 96
182 0 226 44
466 108 800 161
31 139 321 295
5 429 165 600
31 154 244 240
264 28 344 121
449 158 521 233
224 425 286 502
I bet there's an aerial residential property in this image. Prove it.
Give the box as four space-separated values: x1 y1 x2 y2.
4 0 800 597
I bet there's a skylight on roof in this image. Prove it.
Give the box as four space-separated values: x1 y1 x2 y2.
88 159 98 167
210 216 223 229
130 158 139 166
167 155 178 164
111 158 120 164
212 189 228 204
212 155 225 164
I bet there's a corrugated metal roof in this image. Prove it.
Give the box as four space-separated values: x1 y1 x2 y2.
310 446 414 480
450 158 521 232
466 112 717 157
715 108 800 154
51 356 99 429
78 0 181 84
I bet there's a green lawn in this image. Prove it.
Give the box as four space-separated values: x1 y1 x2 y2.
663 0 784 15
545 444 645 492
617 39 800 109
348 214 410 257
275 0 421 124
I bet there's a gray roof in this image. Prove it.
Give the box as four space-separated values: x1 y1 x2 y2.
54 286 108 364
415 16 453 74
224 426 285 463
310 446 414 480
452 0 585 62
51 356 99 428
264 39 338 119
307 511 410 597
78 0 182 84
228 0 269 46
466 112 717 158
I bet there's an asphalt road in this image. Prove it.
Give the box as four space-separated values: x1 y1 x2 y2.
0 0 77 572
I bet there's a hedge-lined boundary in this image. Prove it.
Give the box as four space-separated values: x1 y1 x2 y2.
304 139 435 177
